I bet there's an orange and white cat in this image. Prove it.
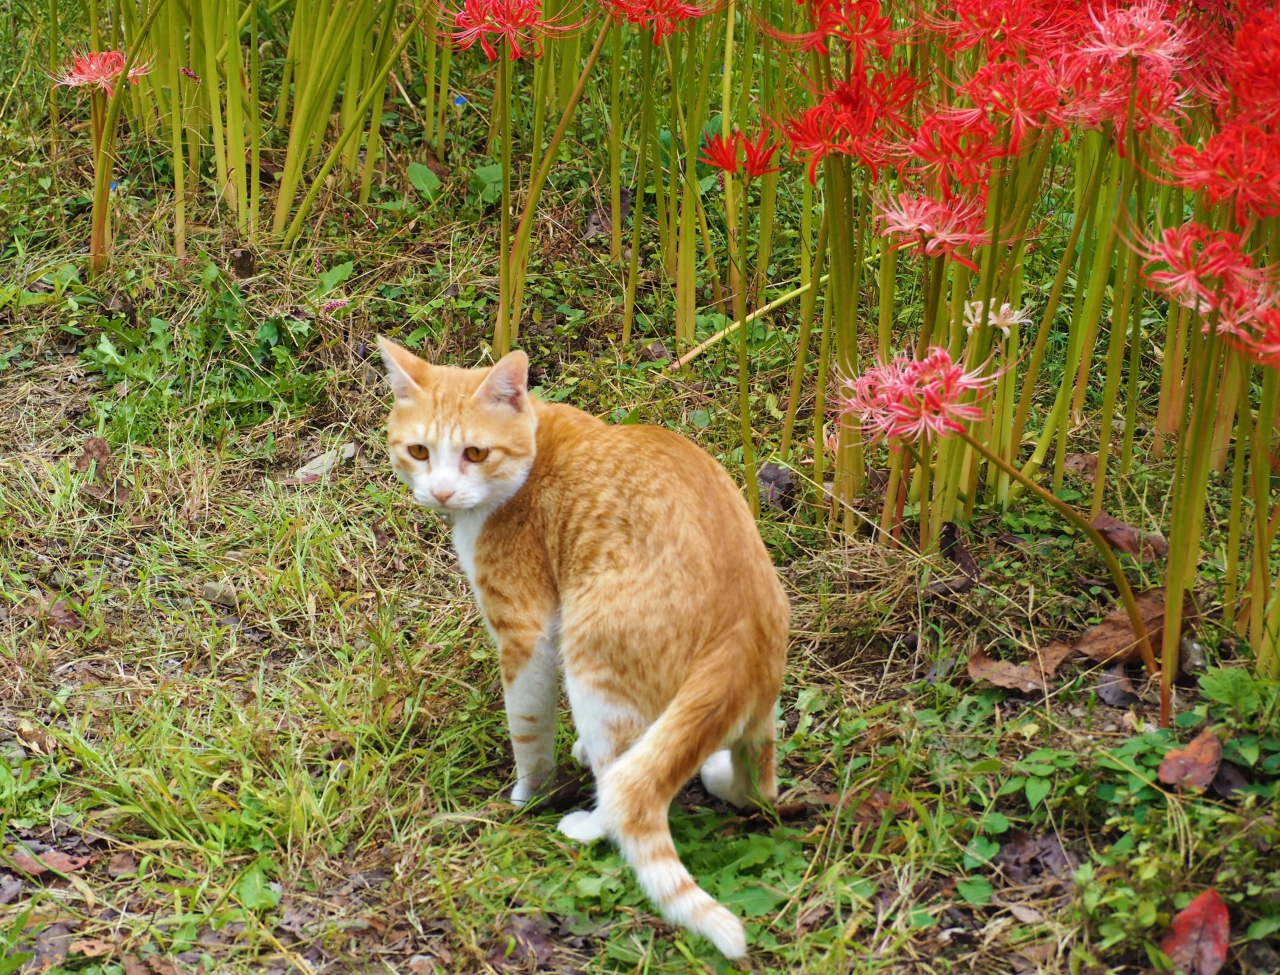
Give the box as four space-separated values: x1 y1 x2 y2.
379 337 789 958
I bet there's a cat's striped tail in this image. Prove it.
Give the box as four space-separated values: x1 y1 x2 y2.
593 665 767 959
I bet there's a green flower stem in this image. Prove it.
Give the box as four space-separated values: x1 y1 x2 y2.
779 214 830 461
608 22 622 261
621 34 653 345
958 430 1160 683
734 175 760 517
1009 141 1107 458
89 0 169 277
502 18 611 352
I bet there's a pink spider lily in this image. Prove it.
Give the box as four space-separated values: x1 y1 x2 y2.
1135 223 1268 317
876 191 989 270
840 347 994 444
1082 0 1187 73
452 0 579 60
54 50 151 97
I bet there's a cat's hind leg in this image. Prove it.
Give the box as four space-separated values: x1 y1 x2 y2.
557 672 647 841
701 706 778 807
502 627 560 807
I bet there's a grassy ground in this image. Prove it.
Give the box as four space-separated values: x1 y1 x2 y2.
3 76 1280 975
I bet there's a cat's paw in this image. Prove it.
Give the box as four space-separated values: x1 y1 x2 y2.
700 750 747 807
510 781 534 807
571 738 589 767
558 809 607 843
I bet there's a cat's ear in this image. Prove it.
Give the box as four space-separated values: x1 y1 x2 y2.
475 350 529 411
378 336 428 401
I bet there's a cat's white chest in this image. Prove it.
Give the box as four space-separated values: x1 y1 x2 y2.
449 509 487 595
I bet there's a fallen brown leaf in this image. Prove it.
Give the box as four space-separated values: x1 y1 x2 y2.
1063 453 1098 480
75 436 113 480
147 956 179 975
17 719 58 754
1158 728 1223 791
10 850 91 875
45 599 85 632
1092 512 1169 561
107 851 138 878
70 939 115 958
32 922 74 972
1009 904 1045 924
967 642 1073 695
1160 888 1229 975
1074 588 1193 666
122 956 149 975
1096 665 1142 708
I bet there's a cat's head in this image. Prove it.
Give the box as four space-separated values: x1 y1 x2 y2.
378 337 537 515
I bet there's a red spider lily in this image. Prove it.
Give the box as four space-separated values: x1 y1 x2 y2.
452 0 578 60
840 347 993 443
1135 223 1273 331
701 129 781 179
908 111 1006 187
783 70 917 182
699 131 741 173
1048 47 1182 143
931 0 1081 59
1229 307 1280 369
601 0 707 42
1228 8 1280 126
54 50 151 97
1081 0 1187 73
876 191 989 270
1169 123 1280 226
779 0 895 63
740 130 780 178
954 61 1068 155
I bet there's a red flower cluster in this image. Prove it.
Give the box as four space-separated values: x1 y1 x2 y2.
876 191 988 270
1137 223 1274 334
54 50 150 97
453 0 576 59
783 70 916 182
786 0 894 61
1166 6 1280 226
841 347 993 443
602 0 706 42
699 129 780 179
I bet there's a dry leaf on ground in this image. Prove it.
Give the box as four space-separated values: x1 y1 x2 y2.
70 939 115 958
1092 512 1170 561
1096 665 1142 708
1063 453 1097 480
32 922 75 972
44 599 84 632
107 852 138 878
1160 888 1229 975
10 850 90 875
122 956 149 975
17 719 58 754
1074 588 1192 666
967 642 1073 694
1158 728 1222 790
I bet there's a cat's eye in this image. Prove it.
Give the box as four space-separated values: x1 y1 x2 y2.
407 444 430 461
464 446 490 463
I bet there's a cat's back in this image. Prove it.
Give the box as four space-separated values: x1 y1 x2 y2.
522 401 784 609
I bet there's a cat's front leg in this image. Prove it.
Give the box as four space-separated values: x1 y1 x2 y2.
500 626 560 806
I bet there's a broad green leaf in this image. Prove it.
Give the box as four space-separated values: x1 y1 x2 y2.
236 862 281 911
1025 775 1052 809
957 877 993 905
407 161 441 202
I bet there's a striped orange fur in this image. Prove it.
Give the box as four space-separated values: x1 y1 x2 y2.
379 338 789 958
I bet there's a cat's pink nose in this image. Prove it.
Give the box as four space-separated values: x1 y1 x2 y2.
432 487 455 503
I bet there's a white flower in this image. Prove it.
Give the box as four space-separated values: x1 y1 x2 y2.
963 300 1034 338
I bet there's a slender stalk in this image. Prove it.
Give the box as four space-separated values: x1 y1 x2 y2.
498 46 512 354
608 22 622 261
503 19 611 349
621 35 652 345
780 215 830 461
735 175 761 517
960 431 1158 680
